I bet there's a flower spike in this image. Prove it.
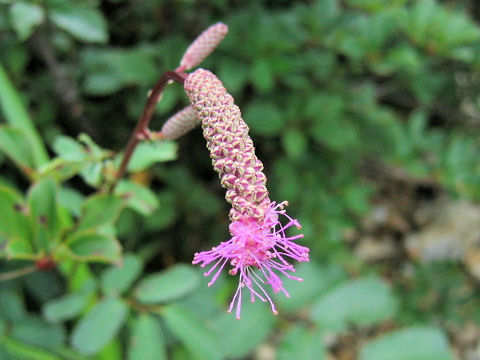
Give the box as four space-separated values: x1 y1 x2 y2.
185 69 309 318
178 23 228 72
160 106 200 140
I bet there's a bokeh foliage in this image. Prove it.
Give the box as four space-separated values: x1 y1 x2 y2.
1 0 480 359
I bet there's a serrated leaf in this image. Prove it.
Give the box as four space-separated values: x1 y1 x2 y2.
128 314 166 360
58 187 84 217
9 3 44 41
77 194 124 231
134 264 199 304
71 297 128 355
66 232 121 263
115 180 159 215
52 136 87 162
162 304 223 360
101 254 143 295
43 294 88 323
127 141 177 172
49 4 108 43
359 327 454 360
311 277 398 331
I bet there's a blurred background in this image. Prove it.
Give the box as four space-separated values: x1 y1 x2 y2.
1 0 480 359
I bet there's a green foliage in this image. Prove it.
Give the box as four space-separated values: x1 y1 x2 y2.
1 0 480 358
311 277 398 331
128 314 166 360
278 325 326 360
134 264 200 304
71 297 128 355
9 3 44 41
359 327 454 360
162 304 223 360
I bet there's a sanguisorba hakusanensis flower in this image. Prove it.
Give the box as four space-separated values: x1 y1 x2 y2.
185 69 309 319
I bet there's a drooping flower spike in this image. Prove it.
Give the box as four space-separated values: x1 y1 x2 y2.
178 22 228 72
185 69 309 319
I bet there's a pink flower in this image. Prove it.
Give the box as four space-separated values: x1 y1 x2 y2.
193 201 308 319
184 69 309 318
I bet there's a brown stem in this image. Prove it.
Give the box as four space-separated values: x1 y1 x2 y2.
0 265 36 282
109 71 186 193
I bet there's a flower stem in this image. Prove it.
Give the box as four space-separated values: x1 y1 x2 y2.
109 71 186 193
0 265 36 282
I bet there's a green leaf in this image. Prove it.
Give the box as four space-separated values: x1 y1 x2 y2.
0 126 36 171
80 162 102 187
407 109 428 147
49 4 108 43
162 304 223 360
0 185 30 244
134 264 200 304
251 58 274 92
1 337 62 360
128 314 166 360
28 178 60 247
281 129 307 160
127 141 178 172
101 254 143 295
213 301 276 358
359 327 454 360
58 187 84 218
244 101 284 137
52 136 88 162
9 3 44 41
0 288 26 322
71 297 128 355
5 238 36 259
278 325 327 360
65 232 121 263
218 59 249 93
275 263 346 311
11 317 65 349
43 294 88 323
81 47 158 95
77 194 124 231
0 63 48 166
115 180 159 216
311 277 398 331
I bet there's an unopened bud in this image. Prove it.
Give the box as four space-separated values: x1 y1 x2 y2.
179 23 228 71
160 106 200 140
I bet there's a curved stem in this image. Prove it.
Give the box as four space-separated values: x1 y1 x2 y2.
0 265 36 282
109 71 186 193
